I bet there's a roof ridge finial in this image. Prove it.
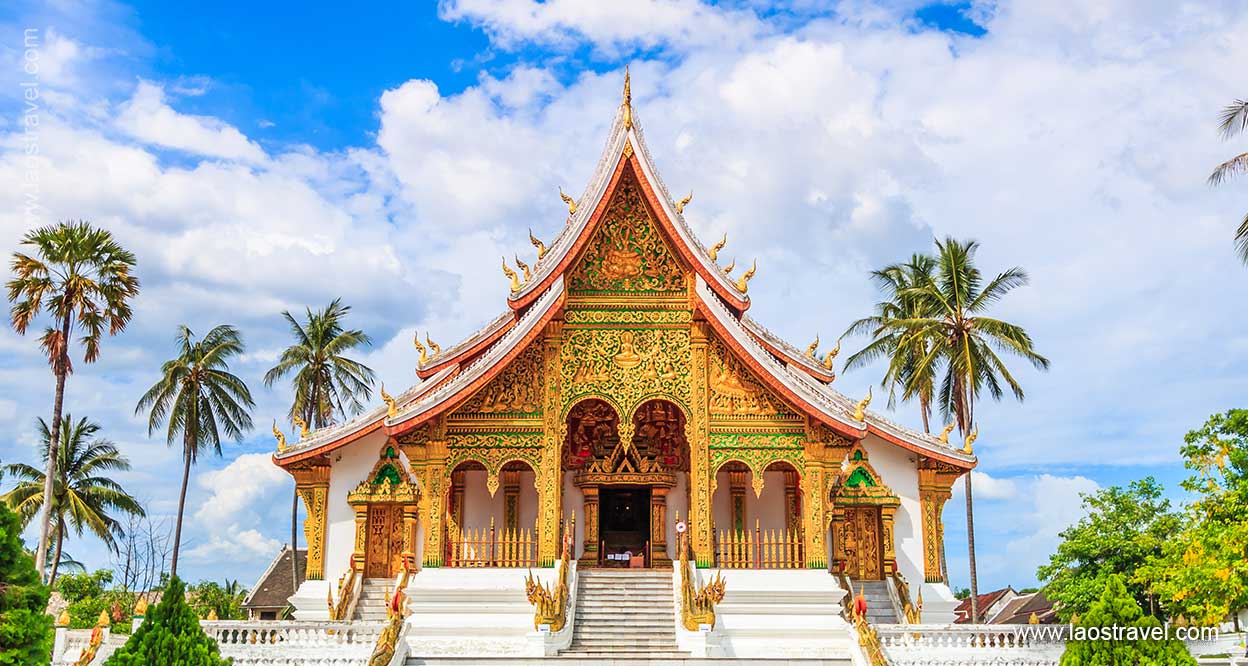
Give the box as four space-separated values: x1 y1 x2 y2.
622 66 633 130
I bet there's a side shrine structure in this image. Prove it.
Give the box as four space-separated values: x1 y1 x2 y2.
269 73 976 659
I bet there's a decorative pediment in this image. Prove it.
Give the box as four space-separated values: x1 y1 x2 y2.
708 337 798 419
834 443 899 506
568 168 685 297
348 443 419 505
452 344 544 418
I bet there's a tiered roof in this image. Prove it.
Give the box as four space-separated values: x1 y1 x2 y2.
274 74 975 471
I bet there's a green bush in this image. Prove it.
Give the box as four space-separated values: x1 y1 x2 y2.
67 590 136 633
0 500 53 666
104 577 230 666
1060 574 1196 666
56 569 114 604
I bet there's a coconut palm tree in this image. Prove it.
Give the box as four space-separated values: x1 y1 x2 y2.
264 298 375 592
135 325 254 577
843 253 939 433
845 237 1048 622
1209 99 1248 263
6 221 141 579
3 415 145 584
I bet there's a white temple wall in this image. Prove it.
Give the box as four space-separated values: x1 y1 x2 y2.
561 472 584 558
710 468 793 537
663 472 688 559
323 429 389 586
861 434 924 587
457 469 538 533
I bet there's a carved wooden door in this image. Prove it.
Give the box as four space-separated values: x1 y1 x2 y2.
844 506 883 580
365 504 404 578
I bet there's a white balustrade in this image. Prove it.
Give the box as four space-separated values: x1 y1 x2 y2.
201 620 383 647
876 624 1067 666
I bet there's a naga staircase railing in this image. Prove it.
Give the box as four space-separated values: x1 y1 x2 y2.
891 571 922 624
524 516 574 631
328 569 361 622
849 588 889 666
678 529 726 631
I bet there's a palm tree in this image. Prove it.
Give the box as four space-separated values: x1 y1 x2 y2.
3 415 146 584
1209 99 1248 262
844 253 939 433
845 237 1048 622
264 298 375 592
7 221 140 579
136 325 254 577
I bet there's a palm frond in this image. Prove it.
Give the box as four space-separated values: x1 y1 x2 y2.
1217 99 1248 139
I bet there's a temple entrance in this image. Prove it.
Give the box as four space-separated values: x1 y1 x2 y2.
364 504 406 578
843 505 883 580
598 487 651 567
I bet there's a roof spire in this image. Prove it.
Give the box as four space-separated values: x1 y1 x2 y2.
622 66 633 130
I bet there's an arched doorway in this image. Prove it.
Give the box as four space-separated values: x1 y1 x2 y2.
709 460 804 568
445 459 539 567
830 444 899 581
562 398 688 567
347 444 419 579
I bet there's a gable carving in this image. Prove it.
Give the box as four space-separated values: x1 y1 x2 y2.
568 168 685 295
452 344 544 417
707 336 797 418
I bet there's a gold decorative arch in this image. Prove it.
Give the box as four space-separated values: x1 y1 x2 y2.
347 443 421 576
829 443 900 580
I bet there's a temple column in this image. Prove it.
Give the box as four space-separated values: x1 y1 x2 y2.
881 505 898 576
783 468 801 533
291 461 330 580
351 504 368 573
503 469 521 533
450 469 465 529
690 321 713 567
419 437 448 568
650 486 670 567
829 504 847 575
729 467 748 532
537 321 564 566
918 462 957 583
800 463 828 569
581 485 600 564
400 504 419 573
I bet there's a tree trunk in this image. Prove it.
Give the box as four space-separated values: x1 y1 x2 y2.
290 486 299 591
35 316 72 581
171 434 193 578
964 472 979 623
48 522 64 586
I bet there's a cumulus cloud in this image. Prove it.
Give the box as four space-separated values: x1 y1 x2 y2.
116 81 267 163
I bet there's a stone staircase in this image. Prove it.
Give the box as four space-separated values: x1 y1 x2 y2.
353 578 393 621
849 579 900 624
561 568 687 659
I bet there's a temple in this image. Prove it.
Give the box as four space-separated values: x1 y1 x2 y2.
269 72 975 659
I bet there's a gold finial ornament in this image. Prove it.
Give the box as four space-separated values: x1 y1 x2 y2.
722 258 736 274
57 609 70 626
380 384 397 418
272 420 287 452
822 338 841 369
734 259 756 293
622 66 632 130
292 415 309 439
937 422 956 444
709 234 726 262
206 608 218 621
514 255 531 284
852 387 872 422
413 333 428 365
502 257 521 292
134 597 148 617
805 335 820 358
98 610 111 627
559 187 577 215
963 428 978 454
425 334 441 359
1028 612 1039 625
528 228 547 260
675 191 692 214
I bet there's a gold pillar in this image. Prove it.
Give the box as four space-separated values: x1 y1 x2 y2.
450 469 466 529
650 486 670 566
828 504 847 574
418 436 448 568
581 485 600 564
351 504 368 573
783 468 801 534
538 321 564 566
881 506 898 576
728 467 748 533
291 461 330 580
918 462 957 583
689 321 713 567
800 463 828 569
401 504 419 572
503 468 521 532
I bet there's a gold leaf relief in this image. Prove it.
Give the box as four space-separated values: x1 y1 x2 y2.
707 337 795 417
454 345 544 416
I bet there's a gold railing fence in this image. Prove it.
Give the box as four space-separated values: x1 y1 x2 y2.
446 516 538 568
714 520 804 569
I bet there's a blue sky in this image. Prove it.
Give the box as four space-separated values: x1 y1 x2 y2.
1 0 1246 595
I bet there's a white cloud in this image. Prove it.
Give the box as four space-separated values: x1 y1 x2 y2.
195 453 288 526
115 81 267 163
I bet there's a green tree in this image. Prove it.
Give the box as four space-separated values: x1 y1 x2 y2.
135 325 255 577
264 298 374 591
1136 409 1248 626
1208 99 1248 263
1037 478 1179 620
3 415 145 584
6 221 141 580
104 576 230 666
0 498 53 665
844 237 1049 620
1060 574 1195 666
844 253 939 433
189 580 247 620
